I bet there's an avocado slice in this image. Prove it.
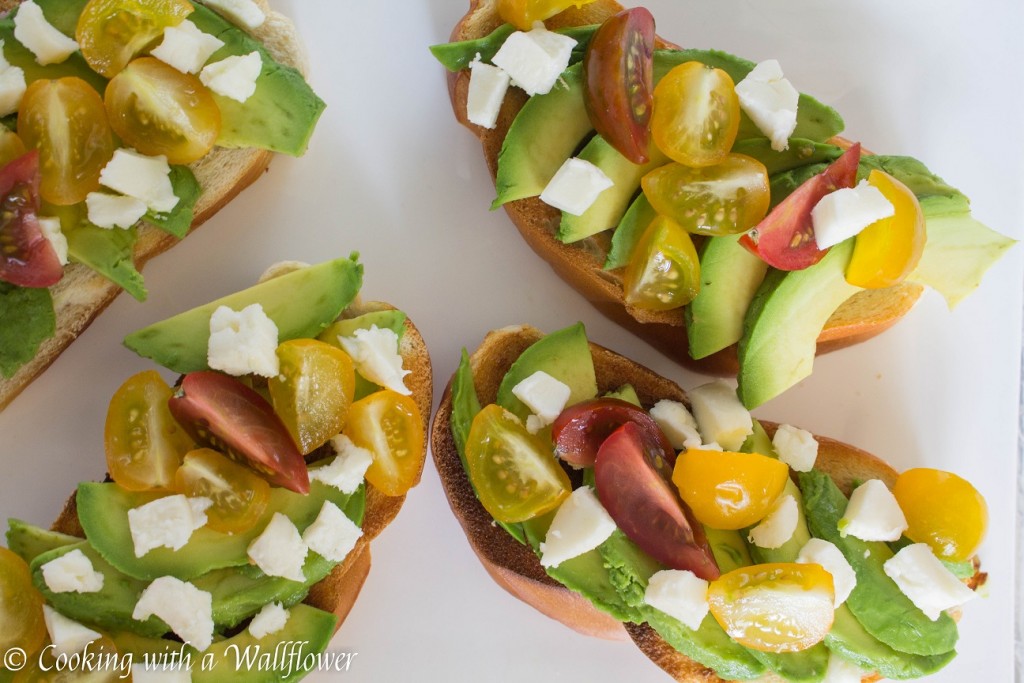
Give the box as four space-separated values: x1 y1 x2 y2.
5 519 80 564
825 607 956 679
604 193 658 270
603 383 641 407
0 283 54 379
124 256 363 373
732 139 843 176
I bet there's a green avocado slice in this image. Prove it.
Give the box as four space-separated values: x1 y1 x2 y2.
0 283 54 379
5 519 80 565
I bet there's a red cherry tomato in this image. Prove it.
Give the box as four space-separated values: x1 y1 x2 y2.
167 371 309 494
0 151 62 288
595 422 719 580
583 8 655 164
740 144 862 271
552 397 674 469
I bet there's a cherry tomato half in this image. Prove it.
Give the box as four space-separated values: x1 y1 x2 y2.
0 128 27 168
583 8 654 164
552 397 674 469
76 0 194 78
174 448 271 534
651 61 740 168
595 422 719 579
740 143 861 271
0 151 63 288
0 547 45 660
672 449 790 530
497 0 598 30
892 468 987 562
168 371 310 494
623 214 700 311
343 389 425 497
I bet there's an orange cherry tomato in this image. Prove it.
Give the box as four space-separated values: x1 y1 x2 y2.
343 389 424 497
845 169 927 289
0 129 27 168
651 61 740 168
76 0 193 78
497 0 598 30
105 370 194 491
708 562 835 653
892 468 988 562
174 448 271 534
105 57 221 165
17 78 115 206
672 449 790 530
0 547 46 661
623 214 700 311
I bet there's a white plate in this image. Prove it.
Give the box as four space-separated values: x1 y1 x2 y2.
1 1 1020 681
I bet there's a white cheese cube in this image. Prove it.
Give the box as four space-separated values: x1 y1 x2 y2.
200 51 261 103
511 370 571 427
822 653 865 683
42 605 101 656
540 486 616 568
467 57 510 129
0 43 26 117
130 664 192 682
207 303 280 378
491 25 576 96
247 512 308 582
690 441 723 451
812 180 895 250
748 494 798 549
734 59 799 152
649 399 700 450
37 216 68 265
40 549 104 594
643 569 710 631
301 500 362 563
128 495 212 558
539 157 614 216
85 192 148 229
151 20 225 75
796 538 857 606
686 380 752 452
337 324 411 395
99 149 179 213
772 424 818 472
883 543 977 621
201 0 266 31
838 479 907 542
13 0 79 66
249 602 289 639
311 435 373 494
133 576 214 652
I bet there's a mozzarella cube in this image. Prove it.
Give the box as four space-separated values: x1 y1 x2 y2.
772 424 818 472
133 576 214 652
812 180 895 249
247 513 308 582
40 549 104 594
99 150 179 213
13 0 79 66
151 20 225 74
200 51 262 103
42 606 101 656
511 370 571 428
337 325 411 395
201 0 266 31
491 25 576 96
130 664 192 682
85 192 148 230
643 569 710 631
249 602 290 639
467 57 510 129
883 543 977 621
207 303 280 377
838 479 907 542
539 157 614 216
796 538 857 606
38 216 68 265
822 653 865 683
748 494 798 549
301 500 363 563
649 399 700 450
540 487 616 568
0 43 26 117
128 495 212 558
686 380 752 452
311 435 373 494
734 59 799 152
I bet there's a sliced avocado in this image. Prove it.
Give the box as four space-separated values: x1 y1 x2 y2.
604 193 657 270
430 24 597 72
603 383 641 407
5 519 79 564
732 138 843 176
124 256 363 373
825 607 956 679
145 165 202 238
704 526 751 571
0 282 54 379
319 309 408 400
65 221 147 302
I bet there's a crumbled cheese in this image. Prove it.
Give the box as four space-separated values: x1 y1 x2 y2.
539 487 616 568
133 576 214 652
247 513 308 582
130 663 192 683
525 415 546 435
644 569 710 631
812 180 895 250
337 324 411 395
248 602 290 640
207 303 280 377
686 380 752 452
201 0 266 31
748 494 798 549
128 495 212 558
200 51 262 103
310 435 373 494
491 24 576 96
13 0 79 66
838 479 907 542
771 424 818 472
692 441 723 451
511 370 571 430
822 653 865 683
85 192 148 229
796 538 857 606
40 549 104 594
539 157 614 216
467 56 510 129
99 149 179 213
0 42 26 117
883 543 977 621
37 216 68 265
42 605 101 656
301 500 362 563
734 59 799 152
151 20 225 75
649 399 700 450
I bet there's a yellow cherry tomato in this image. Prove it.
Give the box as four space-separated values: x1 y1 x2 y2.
672 449 790 530
174 448 271 534
0 129 27 168
0 547 45 661
892 468 987 562
845 169 926 288
708 562 835 653
651 61 740 168
343 390 424 497
623 214 701 311
268 339 356 455
105 370 194 491
497 0 598 30
76 0 193 78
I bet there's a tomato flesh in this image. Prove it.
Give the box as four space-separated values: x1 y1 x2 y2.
0 547 46 659
0 151 63 288
0 129 27 168
168 371 310 494
672 449 790 530
583 8 655 164
552 397 674 469
651 61 740 168
344 389 424 497
845 169 926 288
892 468 987 562
623 214 700 310
174 448 271 534
497 0 598 30
77 0 194 78
596 422 719 579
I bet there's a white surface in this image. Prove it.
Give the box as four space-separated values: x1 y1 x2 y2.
0 1 1020 681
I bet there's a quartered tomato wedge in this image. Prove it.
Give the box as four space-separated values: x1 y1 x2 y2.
0 151 63 288
651 61 740 168
0 547 45 659
344 389 425 497
174 448 271 534
595 422 719 580
845 169 926 288
76 0 194 78
497 0 598 30
892 468 988 562
740 143 861 271
583 8 655 164
168 371 310 494
552 397 673 469
623 214 700 310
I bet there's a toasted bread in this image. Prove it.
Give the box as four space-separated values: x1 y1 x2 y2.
443 0 923 376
